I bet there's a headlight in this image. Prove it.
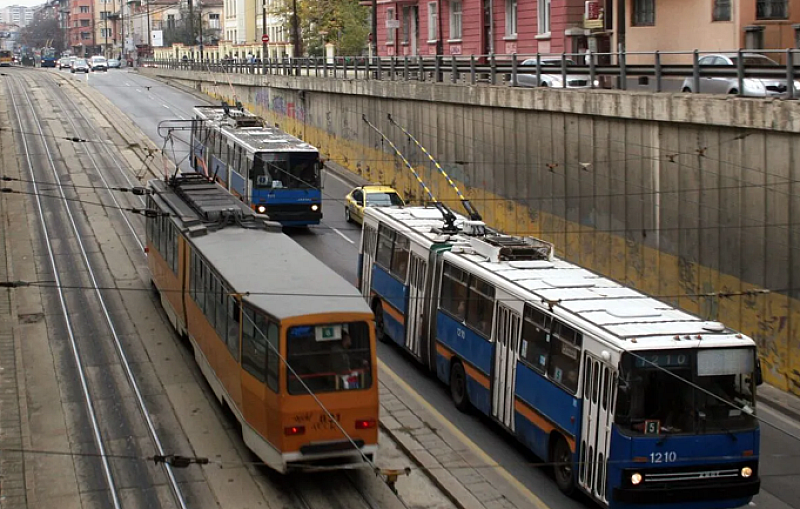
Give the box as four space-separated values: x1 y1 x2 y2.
593 79 600 88
741 466 753 478
631 472 643 485
256 205 266 214
311 204 319 212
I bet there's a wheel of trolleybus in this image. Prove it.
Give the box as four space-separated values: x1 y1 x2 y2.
372 301 388 342
552 436 576 496
449 361 471 412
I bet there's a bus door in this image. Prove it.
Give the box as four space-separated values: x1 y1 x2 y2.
360 225 378 298
491 304 520 430
405 253 427 359
580 353 616 503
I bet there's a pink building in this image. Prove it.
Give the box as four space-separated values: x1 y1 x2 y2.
371 0 610 58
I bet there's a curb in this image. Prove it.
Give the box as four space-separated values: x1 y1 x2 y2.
756 394 800 423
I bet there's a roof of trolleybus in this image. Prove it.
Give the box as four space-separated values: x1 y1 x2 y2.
194 106 318 155
366 206 756 351
151 176 369 319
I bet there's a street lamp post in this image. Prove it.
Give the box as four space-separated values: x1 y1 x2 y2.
262 0 267 63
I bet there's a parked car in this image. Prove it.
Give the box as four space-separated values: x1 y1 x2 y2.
89 56 108 72
107 58 121 69
344 185 405 225
517 57 599 89
680 53 800 98
58 57 71 69
70 58 90 73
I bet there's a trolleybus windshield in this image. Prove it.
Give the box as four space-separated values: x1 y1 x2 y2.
286 322 372 395
615 347 757 435
253 152 319 189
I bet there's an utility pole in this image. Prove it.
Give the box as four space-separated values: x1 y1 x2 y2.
104 4 108 58
199 0 204 63
188 0 194 57
371 0 377 58
291 0 300 57
120 1 124 60
146 0 151 58
261 0 266 62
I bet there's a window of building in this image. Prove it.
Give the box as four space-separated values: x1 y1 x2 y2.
633 0 655 26
101 28 112 38
80 6 89 13
387 7 396 42
537 0 550 34
449 1 462 40
506 0 518 36
712 0 731 21
757 0 787 19
208 13 220 29
428 2 438 41
100 11 108 20
402 6 411 43
81 19 90 27
167 14 175 29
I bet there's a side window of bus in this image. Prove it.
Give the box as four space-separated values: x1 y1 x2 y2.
466 276 494 338
440 263 467 321
375 225 395 269
362 225 378 257
241 307 265 382
227 295 240 361
548 321 582 393
390 234 410 280
521 305 551 373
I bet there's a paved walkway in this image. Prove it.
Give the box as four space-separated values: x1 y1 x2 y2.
0 77 28 508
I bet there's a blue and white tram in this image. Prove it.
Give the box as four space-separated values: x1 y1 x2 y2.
358 206 761 509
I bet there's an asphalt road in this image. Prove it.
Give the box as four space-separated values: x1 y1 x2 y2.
84 68 800 509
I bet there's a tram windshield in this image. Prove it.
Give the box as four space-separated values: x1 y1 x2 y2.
253 152 319 189
286 321 372 395
615 348 757 435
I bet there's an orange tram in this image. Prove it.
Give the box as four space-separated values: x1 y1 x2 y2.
145 173 379 471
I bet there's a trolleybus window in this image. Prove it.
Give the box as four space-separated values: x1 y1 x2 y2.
548 322 581 393
615 347 757 435
390 235 410 279
375 225 395 270
521 305 551 373
440 263 468 321
466 276 495 337
286 322 372 395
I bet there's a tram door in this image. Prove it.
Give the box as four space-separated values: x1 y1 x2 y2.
405 254 427 359
580 353 616 503
492 305 520 430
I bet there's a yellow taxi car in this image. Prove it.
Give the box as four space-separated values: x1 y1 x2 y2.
344 185 405 225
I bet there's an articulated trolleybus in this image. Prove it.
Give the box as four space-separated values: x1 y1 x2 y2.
190 105 323 226
359 206 761 509
146 173 378 471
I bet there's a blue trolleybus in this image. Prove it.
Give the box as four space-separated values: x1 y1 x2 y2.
358 206 761 509
191 105 322 226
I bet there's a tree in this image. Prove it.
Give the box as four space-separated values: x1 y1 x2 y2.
20 12 63 54
161 6 221 49
272 0 369 57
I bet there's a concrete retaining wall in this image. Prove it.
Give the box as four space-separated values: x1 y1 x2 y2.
146 69 800 395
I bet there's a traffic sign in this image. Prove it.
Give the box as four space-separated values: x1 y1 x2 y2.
262 34 269 43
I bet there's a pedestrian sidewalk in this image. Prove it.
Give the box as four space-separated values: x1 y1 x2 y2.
757 382 800 422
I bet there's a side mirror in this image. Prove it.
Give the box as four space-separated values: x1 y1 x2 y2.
755 358 764 386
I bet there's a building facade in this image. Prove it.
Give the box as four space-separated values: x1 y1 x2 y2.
0 5 35 28
70 0 95 56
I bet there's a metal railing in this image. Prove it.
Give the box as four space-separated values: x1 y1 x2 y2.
145 48 800 99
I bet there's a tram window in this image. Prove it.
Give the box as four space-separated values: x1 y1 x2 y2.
466 276 494 338
440 263 467 321
205 270 216 328
521 305 551 373
267 322 279 391
286 321 372 395
390 234 410 280
547 321 582 393
241 307 265 383
189 250 196 300
215 280 227 341
195 255 206 312
375 225 395 269
227 295 240 361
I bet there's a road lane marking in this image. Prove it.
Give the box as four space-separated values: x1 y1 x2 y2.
331 227 355 244
378 359 552 509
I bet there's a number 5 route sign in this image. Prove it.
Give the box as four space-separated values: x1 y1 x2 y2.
262 34 269 43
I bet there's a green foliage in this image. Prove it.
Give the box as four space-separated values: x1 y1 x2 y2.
272 0 370 57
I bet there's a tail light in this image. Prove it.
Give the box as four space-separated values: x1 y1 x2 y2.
144 247 149 253
284 426 305 436
355 419 377 430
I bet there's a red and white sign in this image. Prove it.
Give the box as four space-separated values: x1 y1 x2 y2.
261 34 270 43
449 45 462 55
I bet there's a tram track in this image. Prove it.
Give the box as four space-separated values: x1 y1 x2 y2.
5 70 184 509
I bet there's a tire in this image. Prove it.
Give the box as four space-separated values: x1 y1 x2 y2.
373 301 388 343
682 87 692 93
345 206 352 223
552 436 576 496
449 361 470 412
728 89 739 95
